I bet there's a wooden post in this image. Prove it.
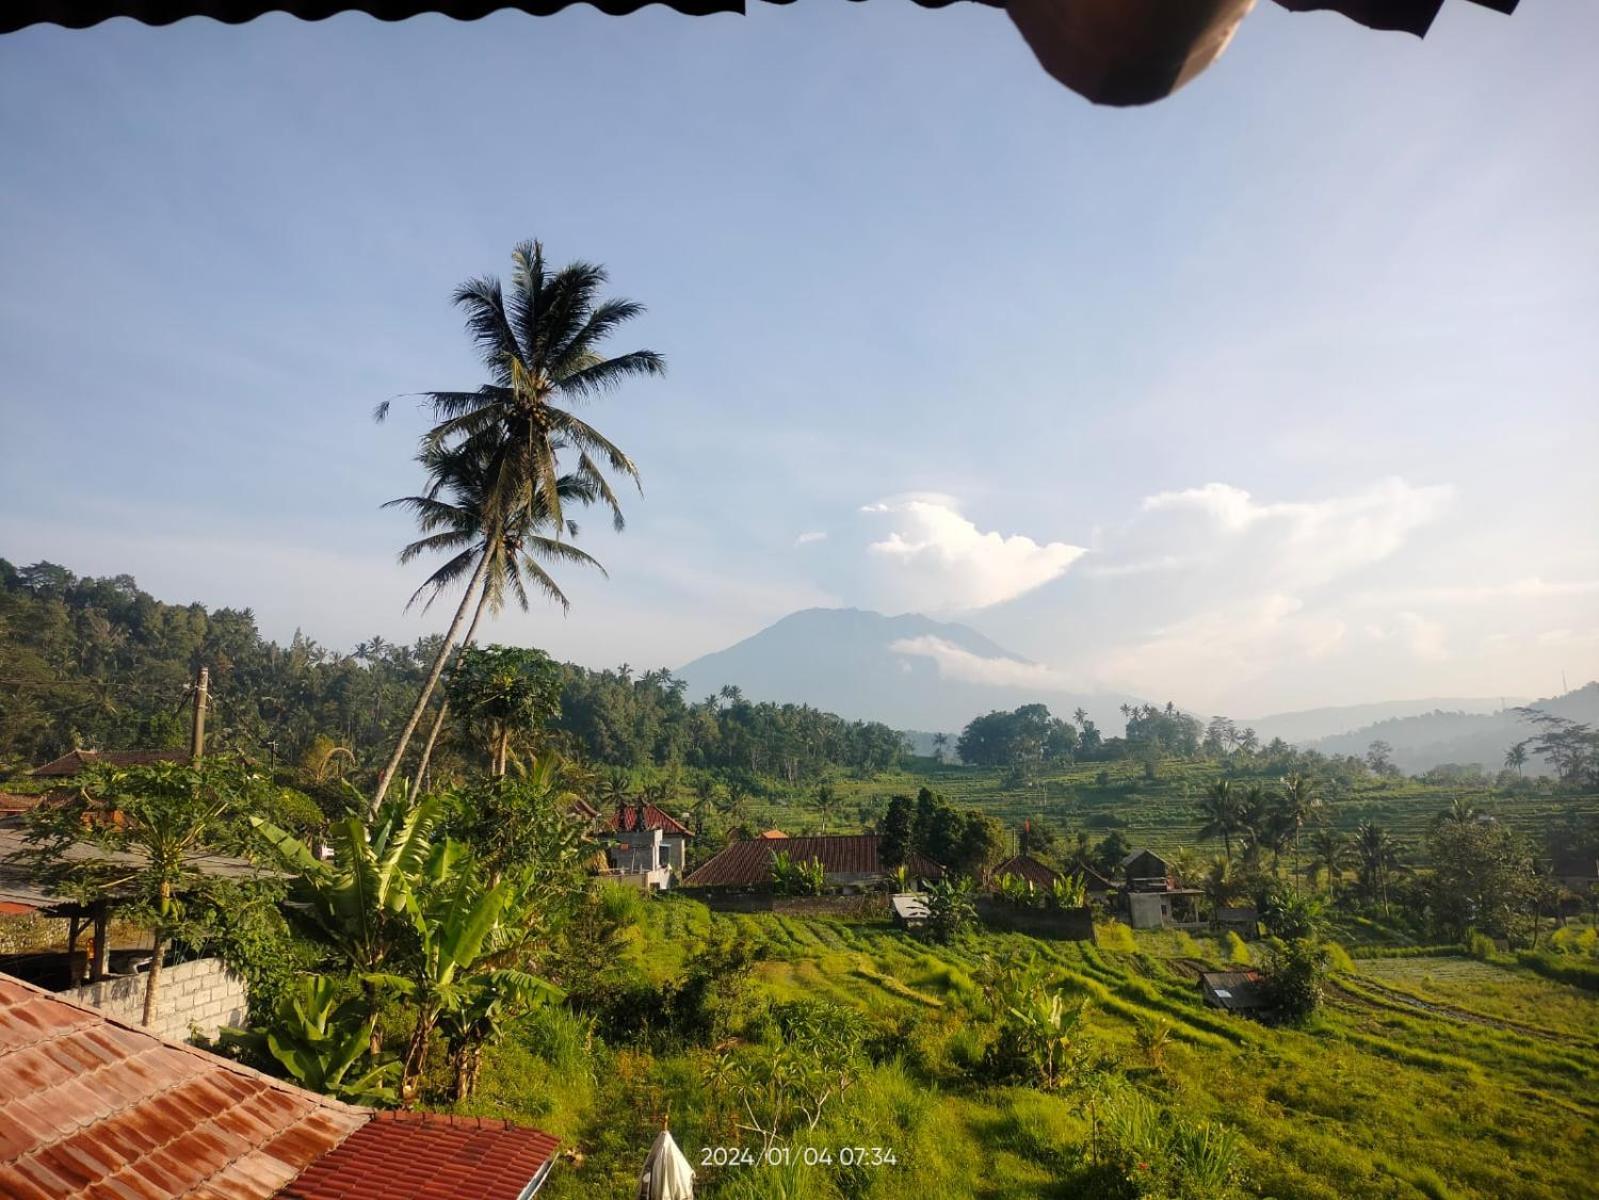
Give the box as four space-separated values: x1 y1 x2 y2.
91 902 110 983
190 666 209 764
67 914 83 985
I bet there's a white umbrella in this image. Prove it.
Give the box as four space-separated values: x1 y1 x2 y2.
638 1127 695 1200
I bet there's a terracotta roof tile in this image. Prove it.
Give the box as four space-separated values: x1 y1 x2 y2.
280 1112 559 1200
0 972 369 1200
992 855 1062 889
605 803 693 838
0 972 562 1199
683 834 943 889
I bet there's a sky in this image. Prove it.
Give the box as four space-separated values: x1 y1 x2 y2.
2 0 1596 718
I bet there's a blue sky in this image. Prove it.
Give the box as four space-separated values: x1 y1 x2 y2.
2 0 1596 715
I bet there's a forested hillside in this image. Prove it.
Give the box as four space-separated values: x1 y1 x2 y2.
0 559 901 781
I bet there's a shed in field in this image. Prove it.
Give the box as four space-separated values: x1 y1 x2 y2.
1199 969 1267 1013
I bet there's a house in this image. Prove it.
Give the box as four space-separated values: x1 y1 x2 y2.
991 854 1061 890
600 802 693 891
1064 858 1116 901
683 834 942 892
0 971 561 1199
1199 969 1267 1013
29 748 189 778
1120 848 1173 893
1125 888 1208 930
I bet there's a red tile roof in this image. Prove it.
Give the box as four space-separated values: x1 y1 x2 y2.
0 972 367 1200
0 791 45 813
683 834 942 889
30 749 189 778
605 803 693 838
281 1112 560 1200
992 855 1061 889
0 973 561 1200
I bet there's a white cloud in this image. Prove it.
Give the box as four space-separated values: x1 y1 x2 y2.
861 496 1086 612
794 530 828 546
888 635 1082 691
1134 477 1454 590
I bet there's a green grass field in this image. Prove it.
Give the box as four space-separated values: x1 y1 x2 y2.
466 895 1599 1200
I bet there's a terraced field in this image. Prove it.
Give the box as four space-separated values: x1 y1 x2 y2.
508 895 1599 1200
753 759 1597 865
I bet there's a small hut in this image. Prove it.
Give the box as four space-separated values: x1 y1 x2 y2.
1199 970 1266 1013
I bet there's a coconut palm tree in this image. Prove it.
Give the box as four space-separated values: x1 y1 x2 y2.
1439 796 1481 826
383 443 607 802
1277 773 1321 881
1306 828 1349 890
370 241 662 810
1197 779 1245 864
1504 742 1529 778
1354 822 1402 914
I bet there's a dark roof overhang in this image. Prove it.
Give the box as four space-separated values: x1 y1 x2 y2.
2 0 1521 107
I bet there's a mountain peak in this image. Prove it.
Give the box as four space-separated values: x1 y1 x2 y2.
676 607 1124 730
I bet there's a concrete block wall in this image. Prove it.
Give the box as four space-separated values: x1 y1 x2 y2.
63 956 248 1042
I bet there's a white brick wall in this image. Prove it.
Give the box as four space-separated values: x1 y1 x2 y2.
63 957 248 1042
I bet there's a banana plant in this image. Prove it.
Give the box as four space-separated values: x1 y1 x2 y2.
221 975 399 1104
386 853 561 1104
250 796 446 976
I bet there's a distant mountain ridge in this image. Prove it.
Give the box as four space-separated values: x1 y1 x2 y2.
676 607 1139 733
1245 697 1528 746
1305 683 1599 775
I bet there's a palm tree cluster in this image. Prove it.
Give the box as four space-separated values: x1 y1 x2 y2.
1195 773 1322 874
371 241 665 810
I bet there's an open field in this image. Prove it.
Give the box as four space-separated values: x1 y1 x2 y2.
468 896 1599 1200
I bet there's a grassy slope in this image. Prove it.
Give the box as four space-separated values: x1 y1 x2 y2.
472 896 1599 1200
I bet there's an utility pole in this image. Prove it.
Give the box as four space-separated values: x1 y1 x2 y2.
190 665 209 764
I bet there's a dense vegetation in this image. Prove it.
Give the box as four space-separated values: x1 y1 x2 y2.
0 559 902 784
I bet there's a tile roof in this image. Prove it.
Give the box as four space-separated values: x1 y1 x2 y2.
683 835 942 889
605 803 693 838
0 972 367 1200
0 973 561 1200
30 749 189 778
0 791 45 813
281 1112 560 1200
992 855 1061 889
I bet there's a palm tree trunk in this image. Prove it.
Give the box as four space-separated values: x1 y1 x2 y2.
410 583 494 794
371 549 493 815
141 935 166 1028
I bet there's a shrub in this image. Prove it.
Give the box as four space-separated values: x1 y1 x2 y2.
924 876 977 944
1222 932 1251 965
1262 938 1331 1024
1097 1087 1247 1199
